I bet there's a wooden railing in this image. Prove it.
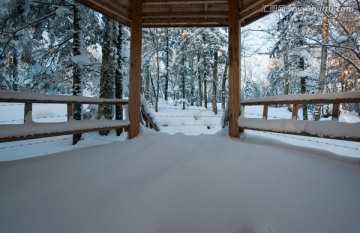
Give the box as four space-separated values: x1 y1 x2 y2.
239 91 360 142
0 90 129 143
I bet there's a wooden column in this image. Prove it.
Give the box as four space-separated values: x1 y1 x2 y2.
228 0 241 138
128 0 143 139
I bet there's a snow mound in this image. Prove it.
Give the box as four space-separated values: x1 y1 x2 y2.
1 131 360 233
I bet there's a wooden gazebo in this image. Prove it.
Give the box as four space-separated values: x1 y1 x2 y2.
76 0 295 139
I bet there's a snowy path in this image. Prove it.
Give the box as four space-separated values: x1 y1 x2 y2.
1 131 360 233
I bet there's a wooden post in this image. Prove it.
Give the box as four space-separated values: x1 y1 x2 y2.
24 103 32 124
98 103 105 119
332 103 339 121
263 105 268 120
228 0 241 138
292 104 298 120
67 103 73 121
128 0 142 139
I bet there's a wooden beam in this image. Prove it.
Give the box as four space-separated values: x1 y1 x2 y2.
228 0 241 138
263 104 268 119
143 11 228 19
67 103 73 121
24 103 32 124
240 0 295 25
128 0 143 139
143 0 227 5
143 3 228 13
242 92 360 106
143 17 228 24
143 22 228 27
292 104 298 120
332 103 340 121
76 0 131 26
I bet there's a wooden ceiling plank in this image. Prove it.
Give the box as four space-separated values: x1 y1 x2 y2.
240 0 294 23
143 23 228 27
143 3 228 13
143 11 228 19
77 0 296 28
143 0 228 5
143 17 228 23
77 0 131 26
101 1 131 18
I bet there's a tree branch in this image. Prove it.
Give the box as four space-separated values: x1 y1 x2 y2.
1 12 56 57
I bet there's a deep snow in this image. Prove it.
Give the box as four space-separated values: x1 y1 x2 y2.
0 129 360 233
1 98 360 233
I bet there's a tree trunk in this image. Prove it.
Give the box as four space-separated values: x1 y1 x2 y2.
182 54 186 110
203 54 208 108
314 0 329 120
197 52 203 107
72 5 82 145
190 56 195 106
283 51 291 111
356 77 360 116
154 32 160 112
165 29 169 101
221 60 228 110
212 50 218 115
300 57 308 120
12 51 19 91
100 16 115 135
145 64 150 100
204 76 207 108
155 58 160 112
115 23 123 136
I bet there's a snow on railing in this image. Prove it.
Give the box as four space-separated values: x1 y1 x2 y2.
239 91 360 142
140 95 160 131
0 91 130 143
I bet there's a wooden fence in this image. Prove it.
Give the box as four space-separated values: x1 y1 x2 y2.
0 91 129 143
239 91 360 142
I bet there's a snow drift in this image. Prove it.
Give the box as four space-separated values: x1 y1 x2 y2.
1 130 360 233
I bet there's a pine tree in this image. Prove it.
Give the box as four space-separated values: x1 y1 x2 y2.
72 4 83 145
99 16 116 135
313 0 329 120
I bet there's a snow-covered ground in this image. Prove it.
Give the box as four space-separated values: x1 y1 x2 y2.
1 99 360 233
1 128 360 233
0 99 359 161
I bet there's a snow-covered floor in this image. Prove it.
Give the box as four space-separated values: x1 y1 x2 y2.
1 129 360 233
1 99 360 232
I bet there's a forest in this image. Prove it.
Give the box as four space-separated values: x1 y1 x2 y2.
1 0 359 120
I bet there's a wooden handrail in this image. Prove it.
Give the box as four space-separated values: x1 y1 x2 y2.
242 91 360 106
239 91 360 142
0 91 130 143
0 90 128 105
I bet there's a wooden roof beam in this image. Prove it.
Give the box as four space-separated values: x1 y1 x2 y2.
143 11 228 19
76 0 131 26
143 4 229 13
143 0 228 5
240 0 295 23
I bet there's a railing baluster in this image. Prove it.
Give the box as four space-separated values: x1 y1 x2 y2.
67 103 73 121
332 103 340 121
124 105 129 120
24 103 33 124
263 105 268 120
99 103 105 119
292 104 298 120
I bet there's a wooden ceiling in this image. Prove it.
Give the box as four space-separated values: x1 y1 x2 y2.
76 0 295 27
